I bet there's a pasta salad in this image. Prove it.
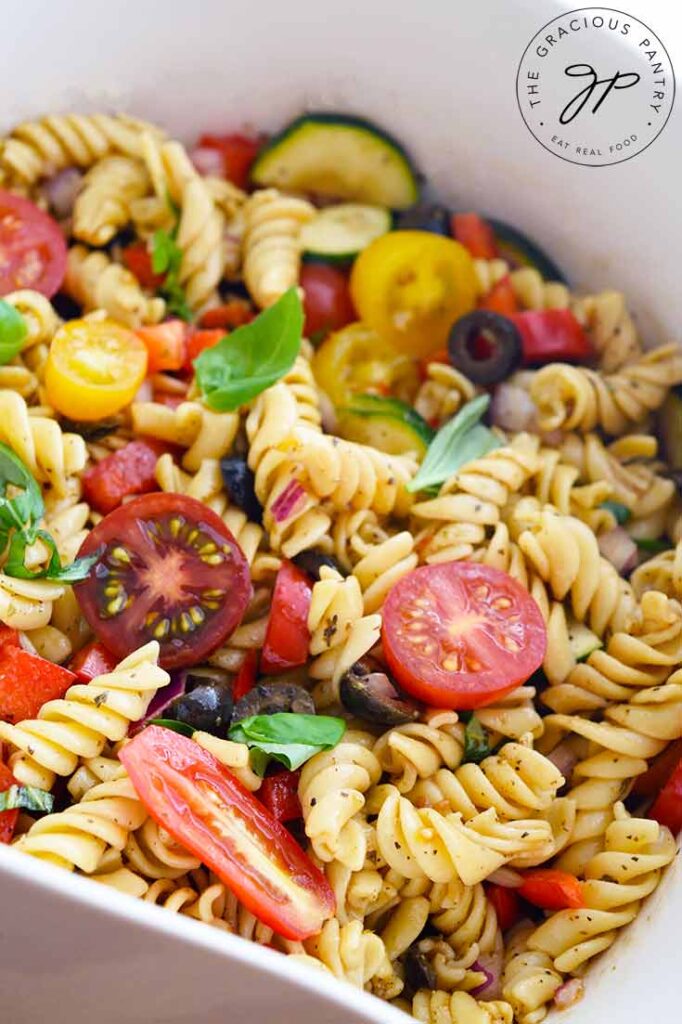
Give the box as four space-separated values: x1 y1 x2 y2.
0 109 680 1024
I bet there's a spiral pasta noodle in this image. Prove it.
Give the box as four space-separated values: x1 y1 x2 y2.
501 925 562 1024
373 710 464 793
1 289 61 350
508 267 570 311
73 155 150 245
131 400 239 471
571 290 640 372
413 989 514 1024
631 540 682 600
0 389 87 493
64 245 166 327
414 362 478 428
242 188 315 308
0 574 65 631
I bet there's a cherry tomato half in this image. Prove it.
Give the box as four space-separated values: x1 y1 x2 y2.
350 231 477 357
0 189 67 297
261 561 313 675
45 318 148 421
198 133 262 189
119 726 335 939
75 493 252 670
312 321 416 407
68 640 118 682
649 754 682 834
121 241 165 290
381 562 546 710
300 264 355 341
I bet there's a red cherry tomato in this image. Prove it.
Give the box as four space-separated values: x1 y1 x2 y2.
135 321 186 374
261 562 313 675
300 264 355 341
259 770 302 823
511 309 592 365
74 493 252 670
121 242 165 290
198 133 262 188
0 189 67 297
649 754 682 834
198 300 254 331
185 328 226 368
632 739 682 799
381 562 546 710
518 869 585 910
452 212 499 260
485 883 522 931
119 726 335 939
68 640 118 683
0 646 76 724
233 648 259 701
0 626 20 650
82 438 169 515
0 760 18 844
479 276 519 316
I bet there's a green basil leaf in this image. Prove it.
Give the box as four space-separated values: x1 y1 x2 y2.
148 719 195 737
601 500 631 525
228 725 323 774
0 442 44 526
229 712 346 774
3 530 99 583
151 229 178 275
0 300 28 366
195 288 303 411
407 395 500 493
636 538 671 555
463 715 492 764
0 784 54 813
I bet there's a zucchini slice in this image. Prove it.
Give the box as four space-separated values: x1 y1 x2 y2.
489 218 567 283
301 203 391 261
567 621 602 662
251 113 419 210
338 394 434 457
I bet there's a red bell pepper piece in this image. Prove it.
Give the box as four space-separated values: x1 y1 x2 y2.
649 754 682 834
82 438 169 515
479 276 519 316
121 242 165 290
518 869 585 910
632 739 682 799
485 883 522 931
198 133 262 189
258 770 302 823
0 760 18 844
0 646 76 724
69 641 118 683
135 321 187 374
185 329 226 369
511 309 592 365
233 649 259 701
452 212 499 259
260 562 313 674
198 300 254 331
0 625 20 650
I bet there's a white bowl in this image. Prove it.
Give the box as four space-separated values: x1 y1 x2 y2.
1 1 680 1021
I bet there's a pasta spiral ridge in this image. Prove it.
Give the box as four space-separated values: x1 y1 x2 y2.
64 246 166 327
501 924 563 1024
414 362 478 428
413 989 514 1024
242 188 315 308
0 388 86 493
73 155 149 245
570 290 640 372
0 574 65 632
131 400 239 471
373 710 465 794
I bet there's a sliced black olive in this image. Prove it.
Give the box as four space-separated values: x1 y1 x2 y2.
447 310 523 386
170 681 234 736
393 202 451 236
59 417 121 441
220 457 263 524
292 550 344 581
340 657 421 726
51 292 82 321
403 945 437 992
232 682 315 723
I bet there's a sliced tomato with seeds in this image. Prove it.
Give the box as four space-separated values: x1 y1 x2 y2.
74 493 252 670
0 189 67 297
381 562 546 710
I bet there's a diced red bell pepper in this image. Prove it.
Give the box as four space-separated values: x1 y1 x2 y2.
258 770 302 823
511 309 592 366
0 760 18 844
233 649 259 701
479 276 519 316
185 329 226 369
485 883 522 931
82 438 169 515
69 640 118 683
632 739 682 799
518 869 585 910
649 754 682 834
121 242 165 290
135 321 187 374
198 300 255 331
198 133 262 189
0 626 20 650
260 562 313 674
452 212 499 259
0 646 76 724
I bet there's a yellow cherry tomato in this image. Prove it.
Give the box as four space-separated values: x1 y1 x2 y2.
350 231 477 356
45 318 148 421
312 321 417 407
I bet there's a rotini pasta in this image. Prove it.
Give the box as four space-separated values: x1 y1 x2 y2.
242 188 315 308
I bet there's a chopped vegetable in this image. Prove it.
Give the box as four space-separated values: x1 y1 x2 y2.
518 869 585 910
170 676 233 736
232 684 315 725
151 228 192 321
394 202 451 236
632 739 682 799
462 714 493 763
197 132 262 188
407 395 500 493
121 241 165 289
600 500 631 525
258 770 302 823
147 718 195 737
511 309 591 366
260 561 313 674
658 389 682 469
135 321 186 374
452 212 499 259
198 300 254 331
0 784 54 813
479 276 519 316
232 649 259 701
485 884 522 931
0 299 27 365
68 640 118 682
338 394 434 457
229 712 346 773
301 203 391 261
339 657 421 726
81 437 169 515
0 645 76 723
312 321 413 407
185 328 226 367
291 550 343 582
636 538 671 555
300 264 356 342
0 189 67 297
447 310 523 385
649 753 682 834
220 457 262 523
0 761 18 844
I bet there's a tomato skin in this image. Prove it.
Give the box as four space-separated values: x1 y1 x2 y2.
0 189 67 297
121 242 165 290
68 640 118 683
233 649 259 701
119 726 335 939
185 329 226 368
452 213 499 260
198 133 262 188
649 755 682 834
198 300 254 331
511 310 592 366
135 321 186 374
300 264 355 341
479 276 519 316
486 883 522 931
82 438 168 515
261 562 313 675
0 646 76 724
312 322 414 407
0 760 18 844
0 626 20 650
381 562 547 710
632 739 682 799
259 770 302 823
518 869 585 911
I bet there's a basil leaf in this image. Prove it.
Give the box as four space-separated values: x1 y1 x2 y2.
0 300 28 366
151 229 193 322
195 288 303 411
0 442 44 526
407 395 500 493
601 500 631 525
4 530 99 583
636 538 671 555
148 718 195 737
462 715 492 764
229 712 346 773
0 784 54 813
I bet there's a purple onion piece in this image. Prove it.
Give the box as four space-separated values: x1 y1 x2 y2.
598 526 638 575
129 670 187 735
270 479 306 523
470 948 503 1000
490 383 538 433
44 167 83 219
190 146 225 178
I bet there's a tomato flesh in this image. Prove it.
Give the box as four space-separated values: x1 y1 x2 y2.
0 760 18 844
233 648 259 701
300 264 355 341
381 562 546 710
0 189 67 297
135 321 187 374
485 883 522 931
119 727 335 939
259 770 302 823
185 329 226 368
511 310 592 366
82 438 169 515
75 493 252 670
479 276 519 316
198 133 262 188
518 869 585 910
121 242 165 290
649 755 682 834
0 646 76 724
198 300 254 331
261 562 313 674
68 640 118 682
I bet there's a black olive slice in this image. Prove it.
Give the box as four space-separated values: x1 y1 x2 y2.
340 657 421 726
220 457 263 524
232 682 315 723
292 550 345 581
403 945 437 992
170 681 234 736
447 310 523 386
393 203 451 236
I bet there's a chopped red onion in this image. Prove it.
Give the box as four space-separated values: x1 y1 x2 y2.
554 978 584 1010
271 479 306 523
470 948 503 1000
44 167 83 219
486 866 523 888
598 526 638 575
190 146 225 178
546 738 578 780
133 378 154 404
490 384 538 433
129 670 187 735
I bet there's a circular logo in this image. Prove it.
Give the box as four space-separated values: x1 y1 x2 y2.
516 7 675 166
